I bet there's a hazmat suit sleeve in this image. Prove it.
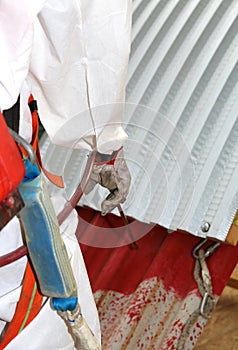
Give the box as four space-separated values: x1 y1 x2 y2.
0 0 46 111
28 0 132 154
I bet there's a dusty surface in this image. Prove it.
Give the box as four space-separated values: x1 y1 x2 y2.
195 285 238 350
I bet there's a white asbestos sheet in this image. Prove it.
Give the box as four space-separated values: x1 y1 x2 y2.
41 0 238 242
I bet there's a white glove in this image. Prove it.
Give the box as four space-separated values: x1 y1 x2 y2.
84 148 131 215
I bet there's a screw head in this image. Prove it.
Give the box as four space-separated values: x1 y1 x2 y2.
201 222 210 233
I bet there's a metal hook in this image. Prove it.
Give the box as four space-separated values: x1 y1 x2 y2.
192 238 208 259
9 128 36 164
204 241 220 258
193 238 220 259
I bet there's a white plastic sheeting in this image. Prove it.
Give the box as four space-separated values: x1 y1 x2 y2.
41 0 238 242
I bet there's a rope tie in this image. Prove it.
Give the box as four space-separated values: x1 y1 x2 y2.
177 240 220 350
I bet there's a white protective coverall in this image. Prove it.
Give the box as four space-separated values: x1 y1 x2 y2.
0 0 132 348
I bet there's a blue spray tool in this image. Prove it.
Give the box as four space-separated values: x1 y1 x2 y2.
18 158 77 302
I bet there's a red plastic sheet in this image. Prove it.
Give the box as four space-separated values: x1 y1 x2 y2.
77 207 238 349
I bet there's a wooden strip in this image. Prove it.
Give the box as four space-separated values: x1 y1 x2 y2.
228 264 238 289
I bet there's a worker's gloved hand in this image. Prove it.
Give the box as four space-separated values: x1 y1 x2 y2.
85 147 131 215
